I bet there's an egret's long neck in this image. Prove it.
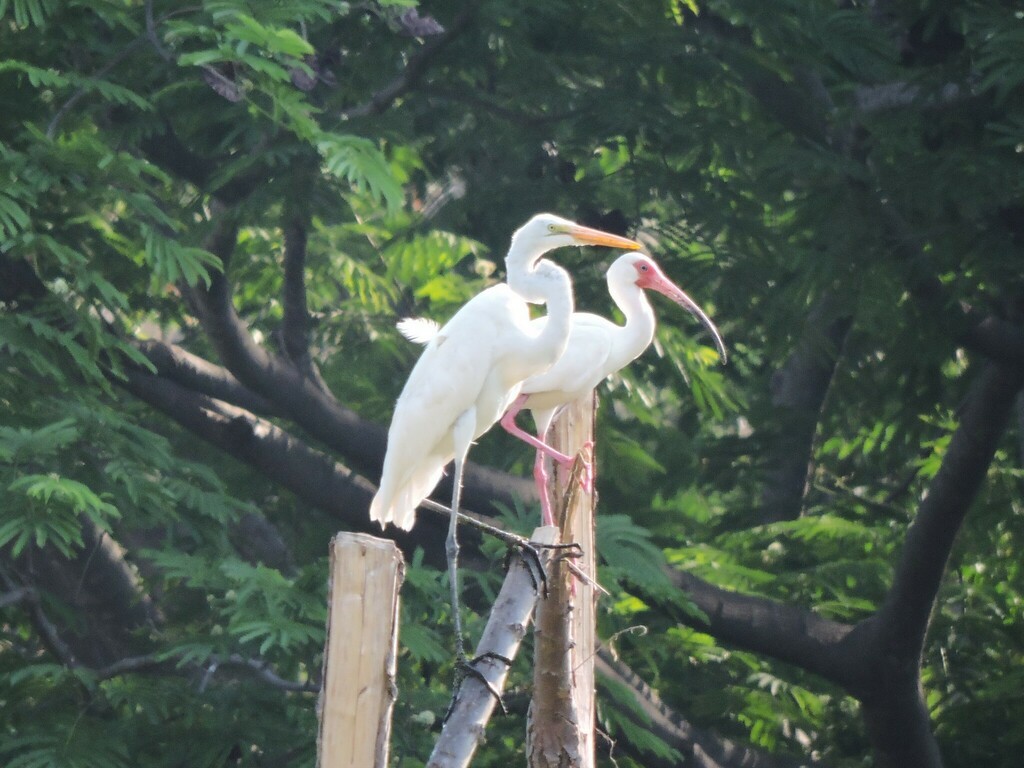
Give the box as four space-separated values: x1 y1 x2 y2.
505 233 548 303
506 243 574 371
608 278 656 371
531 259 574 353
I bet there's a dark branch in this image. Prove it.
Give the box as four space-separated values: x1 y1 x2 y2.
137 121 270 205
121 369 376 520
0 586 34 609
0 253 47 303
2 520 160 666
46 37 147 138
879 362 1024 654
136 338 275 415
853 81 971 114
118 369 457 563
339 3 478 120
961 312 1024 365
281 214 311 369
144 0 173 62
280 213 330 393
761 293 852 523
596 648 820 768
93 651 318 693
422 86 581 126
666 570 853 683
690 13 830 146
0 567 79 666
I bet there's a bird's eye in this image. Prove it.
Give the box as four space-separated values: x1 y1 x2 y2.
548 224 557 232
640 264 649 272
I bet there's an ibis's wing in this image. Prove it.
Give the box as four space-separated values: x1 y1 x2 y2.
521 313 617 400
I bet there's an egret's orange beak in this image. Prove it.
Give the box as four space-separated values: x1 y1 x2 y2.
567 225 642 251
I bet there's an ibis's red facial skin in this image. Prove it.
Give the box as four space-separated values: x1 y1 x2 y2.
631 255 728 363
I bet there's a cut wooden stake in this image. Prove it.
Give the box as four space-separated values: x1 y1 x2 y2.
527 393 597 768
317 533 405 768
428 525 556 768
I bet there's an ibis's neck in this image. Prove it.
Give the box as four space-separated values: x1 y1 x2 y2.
608 279 657 371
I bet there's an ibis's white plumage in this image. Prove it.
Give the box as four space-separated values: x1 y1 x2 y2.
521 251 727 433
501 251 728 523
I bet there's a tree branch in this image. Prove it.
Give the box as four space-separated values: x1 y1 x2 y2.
666 570 853 684
960 311 1024 365
2 519 160 667
596 648 820 768
853 81 970 115
689 12 830 146
0 585 34 609
122 369 371 522
879 362 1024 654
339 3 479 120
136 338 275 415
281 213 314 377
0 253 47 303
0 567 79 666
421 86 581 127
761 293 852 523
118 369 459 562
93 651 318 693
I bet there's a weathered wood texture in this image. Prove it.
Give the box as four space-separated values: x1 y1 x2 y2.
317 533 405 768
528 394 597 768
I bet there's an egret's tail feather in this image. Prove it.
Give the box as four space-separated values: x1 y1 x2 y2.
370 460 446 531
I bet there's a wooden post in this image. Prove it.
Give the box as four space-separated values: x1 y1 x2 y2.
527 393 597 768
317 532 405 768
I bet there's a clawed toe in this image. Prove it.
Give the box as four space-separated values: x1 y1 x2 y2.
444 653 511 720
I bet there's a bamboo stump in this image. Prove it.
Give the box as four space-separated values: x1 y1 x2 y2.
317 533 405 768
527 394 597 768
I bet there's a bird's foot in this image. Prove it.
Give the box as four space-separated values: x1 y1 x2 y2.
578 441 595 493
504 538 548 596
443 651 512 722
555 446 594 494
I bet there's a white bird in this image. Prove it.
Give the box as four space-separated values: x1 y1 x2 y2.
372 213 641 657
498 252 728 525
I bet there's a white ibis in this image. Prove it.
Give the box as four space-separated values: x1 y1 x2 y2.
372 213 641 658
500 252 728 525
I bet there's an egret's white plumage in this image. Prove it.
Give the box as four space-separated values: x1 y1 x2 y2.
370 214 642 531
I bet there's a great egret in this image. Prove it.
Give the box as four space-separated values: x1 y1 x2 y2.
372 213 641 658
501 252 728 524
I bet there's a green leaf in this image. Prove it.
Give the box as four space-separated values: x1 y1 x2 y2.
317 134 404 209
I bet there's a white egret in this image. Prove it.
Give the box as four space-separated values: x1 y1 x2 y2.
372 213 641 658
499 252 728 524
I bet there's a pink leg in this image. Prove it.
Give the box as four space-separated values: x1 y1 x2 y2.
500 395 574 468
501 395 595 522
533 448 554 526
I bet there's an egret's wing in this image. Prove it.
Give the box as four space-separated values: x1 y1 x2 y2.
396 317 440 345
372 286 526 528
